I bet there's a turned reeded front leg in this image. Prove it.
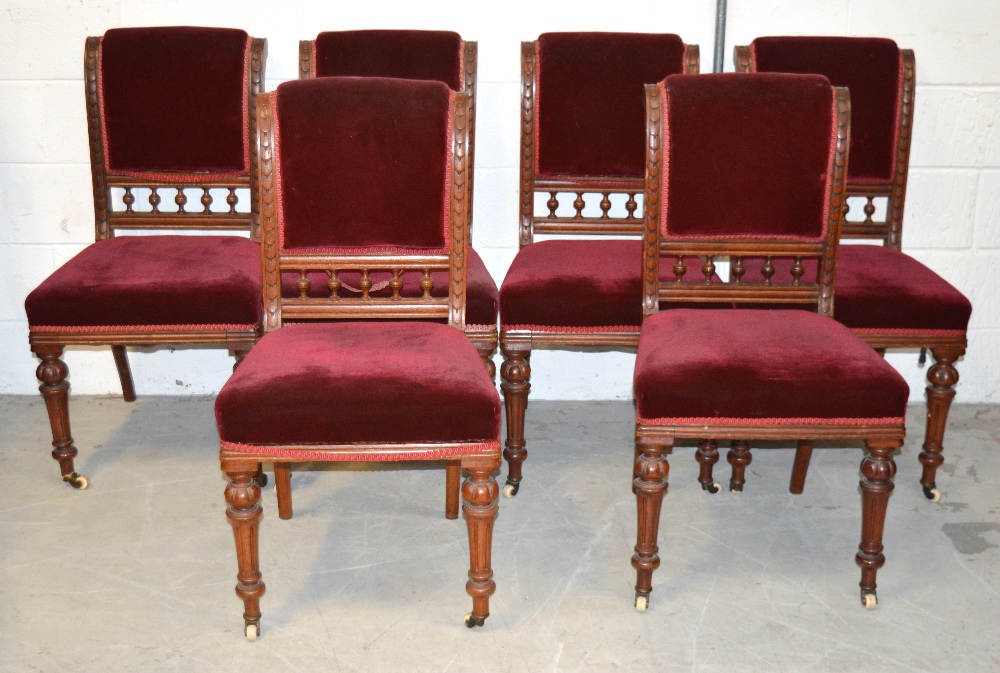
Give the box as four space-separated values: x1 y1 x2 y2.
632 439 670 612
727 440 752 492
920 347 963 501
500 340 531 497
856 439 898 609
461 462 499 627
111 345 136 402
445 460 461 520
789 440 814 495
225 464 265 639
274 463 292 520
34 346 87 489
696 439 721 494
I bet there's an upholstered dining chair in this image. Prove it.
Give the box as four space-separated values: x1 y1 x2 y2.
499 32 700 497
24 27 266 489
735 37 971 500
214 77 501 639
631 73 909 612
270 29 499 521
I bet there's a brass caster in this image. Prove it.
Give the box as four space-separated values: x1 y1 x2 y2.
702 481 721 494
253 473 268 489
245 620 260 641
730 483 744 493
502 481 519 498
464 612 486 628
861 592 877 610
63 472 90 490
923 485 942 502
635 593 649 613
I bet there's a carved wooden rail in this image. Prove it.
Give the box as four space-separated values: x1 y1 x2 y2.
532 180 644 236
107 180 251 230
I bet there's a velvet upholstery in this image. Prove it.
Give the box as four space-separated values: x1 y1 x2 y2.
100 27 249 174
536 32 686 179
215 323 500 445
662 73 834 240
741 246 972 332
282 247 498 326
313 30 464 91
751 36 901 184
275 78 451 252
25 236 262 328
500 240 718 329
634 309 909 421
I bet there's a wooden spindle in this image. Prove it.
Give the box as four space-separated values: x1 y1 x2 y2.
673 256 686 282
389 269 403 300
359 269 372 299
791 257 805 285
148 187 161 213
174 188 187 214
420 269 434 299
201 187 213 213
761 256 775 285
573 192 585 219
702 255 715 284
227 188 238 214
122 187 135 214
547 192 559 218
296 270 310 299
864 197 876 224
625 193 638 219
327 270 340 300
600 192 612 220
731 256 745 284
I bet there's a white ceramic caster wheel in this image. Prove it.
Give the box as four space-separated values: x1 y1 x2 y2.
705 482 721 494
64 473 90 490
635 595 648 612
245 622 259 641
927 488 942 502
862 593 877 610
502 484 517 498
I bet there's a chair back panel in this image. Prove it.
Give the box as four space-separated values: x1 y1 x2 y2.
86 28 265 239
258 78 470 330
642 74 849 316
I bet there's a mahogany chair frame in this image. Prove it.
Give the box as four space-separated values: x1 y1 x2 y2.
632 83 906 612
499 40 699 497
736 45 964 501
298 36 496 374
222 88 500 638
29 35 266 489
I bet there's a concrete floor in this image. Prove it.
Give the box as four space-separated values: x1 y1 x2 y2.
1 396 999 672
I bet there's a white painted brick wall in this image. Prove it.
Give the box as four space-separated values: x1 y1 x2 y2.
0 0 997 404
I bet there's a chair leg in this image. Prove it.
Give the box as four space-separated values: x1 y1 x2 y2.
632 440 669 612
696 439 721 494
252 465 268 489
34 346 88 489
499 340 531 497
224 463 266 640
111 345 136 402
789 440 814 494
920 347 962 502
274 462 292 520
461 461 498 627
232 347 251 372
473 339 497 381
856 439 898 609
445 460 461 520
727 440 752 492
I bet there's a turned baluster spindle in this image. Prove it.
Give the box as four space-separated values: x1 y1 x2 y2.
174 187 187 214
201 187 213 213
864 197 876 224
420 269 434 299
547 192 559 218
731 255 745 284
791 257 805 285
122 187 135 214
702 255 715 284
296 270 311 299
327 270 340 300
359 269 372 300
389 269 403 300
625 193 638 220
600 192 612 220
148 187 161 213
843 200 851 219
573 192 585 219
761 256 775 285
673 255 686 282
227 188 238 214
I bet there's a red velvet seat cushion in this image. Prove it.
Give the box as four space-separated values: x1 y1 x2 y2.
536 32 687 179
100 27 250 175
500 239 714 330
313 30 464 91
215 322 500 446
740 246 971 332
25 236 261 329
281 247 498 327
275 78 452 253
635 309 908 422
751 36 901 184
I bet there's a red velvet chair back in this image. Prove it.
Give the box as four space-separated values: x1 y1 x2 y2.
641 74 850 318
88 27 266 240
257 77 471 331
737 37 914 250
520 32 698 246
